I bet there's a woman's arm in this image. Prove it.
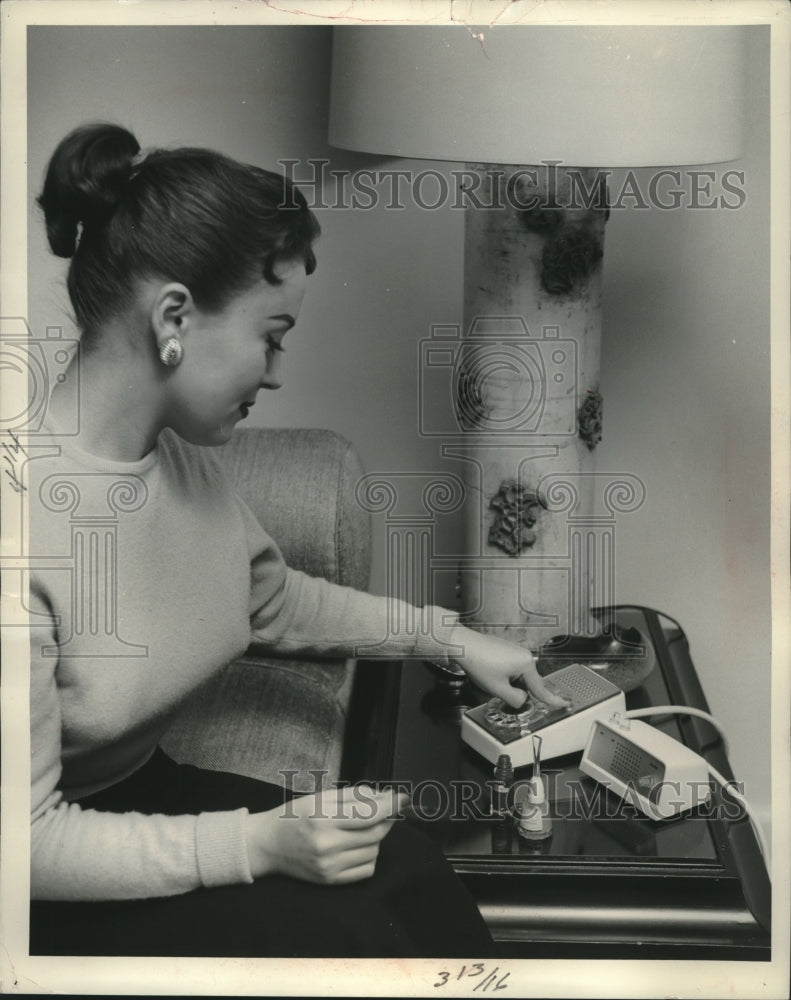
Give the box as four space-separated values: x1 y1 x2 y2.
242 501 567 709
30 584 408 900
29 587 252 902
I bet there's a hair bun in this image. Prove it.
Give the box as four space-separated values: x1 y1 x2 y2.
37 123 140 257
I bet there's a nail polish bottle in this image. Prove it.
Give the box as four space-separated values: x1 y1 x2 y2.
515 736 553 840
491 816 513 854
491 753 514 816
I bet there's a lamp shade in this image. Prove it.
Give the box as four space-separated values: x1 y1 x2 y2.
329 25 745 166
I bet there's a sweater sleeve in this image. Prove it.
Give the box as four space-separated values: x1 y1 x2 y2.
237 499 463 663
29 586 253 902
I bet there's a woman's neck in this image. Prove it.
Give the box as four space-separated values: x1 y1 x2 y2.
48 335 165 462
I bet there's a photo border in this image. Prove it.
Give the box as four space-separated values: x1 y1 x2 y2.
1 1 788 996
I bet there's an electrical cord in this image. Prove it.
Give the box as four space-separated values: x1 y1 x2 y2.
624 705 769 864
706 761 771 865
624 704 729 755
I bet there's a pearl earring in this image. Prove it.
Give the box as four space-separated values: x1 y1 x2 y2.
159 337 184 367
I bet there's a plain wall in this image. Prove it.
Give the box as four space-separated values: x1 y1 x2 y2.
27 25 772 836
595 25 771 836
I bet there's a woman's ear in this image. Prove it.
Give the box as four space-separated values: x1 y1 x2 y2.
149 282 195 354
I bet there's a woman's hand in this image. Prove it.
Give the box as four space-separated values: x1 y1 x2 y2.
449 624 572 710
245 786 406 884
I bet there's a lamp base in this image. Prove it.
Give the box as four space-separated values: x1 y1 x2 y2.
456 163 608 651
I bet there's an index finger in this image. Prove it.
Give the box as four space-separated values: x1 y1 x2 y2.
332 788 408 829
517 669 573 709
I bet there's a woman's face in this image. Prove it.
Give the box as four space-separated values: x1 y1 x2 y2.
166 259 307 446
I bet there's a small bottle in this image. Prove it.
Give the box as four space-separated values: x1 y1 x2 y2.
490 753 514 816
515 736 553 840
491 816 513 854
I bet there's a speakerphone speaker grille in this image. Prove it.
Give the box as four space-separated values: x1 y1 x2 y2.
610 742 644 782
586 723 665 786
557 666 617 704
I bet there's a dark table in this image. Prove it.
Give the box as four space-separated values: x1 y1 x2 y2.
343 606 772 960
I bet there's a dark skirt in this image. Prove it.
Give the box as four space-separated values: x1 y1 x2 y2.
29 749 494 958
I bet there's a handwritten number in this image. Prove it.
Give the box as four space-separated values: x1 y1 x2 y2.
2 431 28 458
435 965 510 991
473 969 496 991
3 465 26 494
2 432 28 493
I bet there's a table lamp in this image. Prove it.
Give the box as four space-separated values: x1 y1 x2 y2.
328 25 745 654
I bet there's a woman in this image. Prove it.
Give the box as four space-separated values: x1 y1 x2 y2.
28 123 567 957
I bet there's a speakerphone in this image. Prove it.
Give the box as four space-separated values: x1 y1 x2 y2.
461 662 626 767
580 714 711 819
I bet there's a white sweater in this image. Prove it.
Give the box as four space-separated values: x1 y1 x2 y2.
29 428 460 901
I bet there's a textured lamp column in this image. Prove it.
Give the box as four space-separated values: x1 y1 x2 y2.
329 25 745 650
